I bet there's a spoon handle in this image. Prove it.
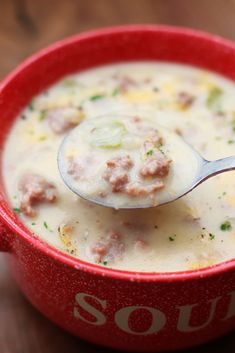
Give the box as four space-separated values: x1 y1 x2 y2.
198 156 235 183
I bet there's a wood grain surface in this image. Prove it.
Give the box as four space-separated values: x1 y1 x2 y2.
1 0 235 352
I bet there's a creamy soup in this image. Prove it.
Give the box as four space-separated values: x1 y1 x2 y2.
3 62 235 272
58 115 201 208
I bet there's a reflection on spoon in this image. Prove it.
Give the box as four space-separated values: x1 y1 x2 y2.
57 114 234 209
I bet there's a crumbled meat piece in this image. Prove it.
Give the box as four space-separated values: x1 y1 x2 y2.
140 150 171 178
106 171 129 192
67 155 95 181
103 155 134 192
106 155 133 169
118 75 137 93
19 173 57 217
125 181 164 197
47 107 83 134
174 128 182 136
67 157 84 179
134 239 148 250
177 92 195 109
132 116 141 123
91 230 125 263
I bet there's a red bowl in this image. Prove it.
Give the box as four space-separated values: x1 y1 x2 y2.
1 25 235 352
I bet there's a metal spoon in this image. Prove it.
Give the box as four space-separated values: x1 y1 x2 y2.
57 116 235 209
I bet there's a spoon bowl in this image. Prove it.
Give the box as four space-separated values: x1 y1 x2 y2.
57 114 209 209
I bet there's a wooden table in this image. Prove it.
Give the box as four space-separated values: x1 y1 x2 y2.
1 0 235 351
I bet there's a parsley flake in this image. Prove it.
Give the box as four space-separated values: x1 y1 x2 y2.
43 221 48 229
39 110 47 121
112 88 119 96
220 220 232 231
209 233 215 240
13 207 21 214
89 94 104 101
169 234 176 241
231 120 235 132
28 98 35 111
146 149 154 156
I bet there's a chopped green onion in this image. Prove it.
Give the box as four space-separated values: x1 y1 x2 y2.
103 261 108 266
13 207 21 214
228 139 235 144
206 87 223 112
91 121 127 149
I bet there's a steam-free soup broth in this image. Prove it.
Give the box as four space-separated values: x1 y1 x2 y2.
4 62 235 272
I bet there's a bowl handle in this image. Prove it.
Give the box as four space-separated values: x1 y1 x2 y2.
0 220 13 252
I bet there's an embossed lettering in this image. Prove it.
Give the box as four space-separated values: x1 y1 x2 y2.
115 305 166 335
74 293 107 325
177 296 221 332
223 290 235 320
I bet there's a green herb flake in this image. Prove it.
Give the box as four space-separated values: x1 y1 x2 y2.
228 139 235 144
206 87 223 111
39 136 47 141
38 110 47 121
231 119 235 132
111 88 119 96
43 221 48 229
89 94 105 101
103 261 108 266
209 233 215 240
62 78 77 87
218 191 227 199
31 222 36 226
13 207 21 214
28 98 35 111
146 149 154 156
220 220 232 231
158 145 165 155
169 234 176 242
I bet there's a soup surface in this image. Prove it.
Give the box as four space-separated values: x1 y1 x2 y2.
3 62 235 272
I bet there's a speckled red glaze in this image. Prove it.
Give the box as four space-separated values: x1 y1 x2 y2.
1 25 235 351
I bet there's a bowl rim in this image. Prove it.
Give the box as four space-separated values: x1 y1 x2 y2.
2 23 235 283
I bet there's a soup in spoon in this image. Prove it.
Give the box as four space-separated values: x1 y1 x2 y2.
58 115 202 208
